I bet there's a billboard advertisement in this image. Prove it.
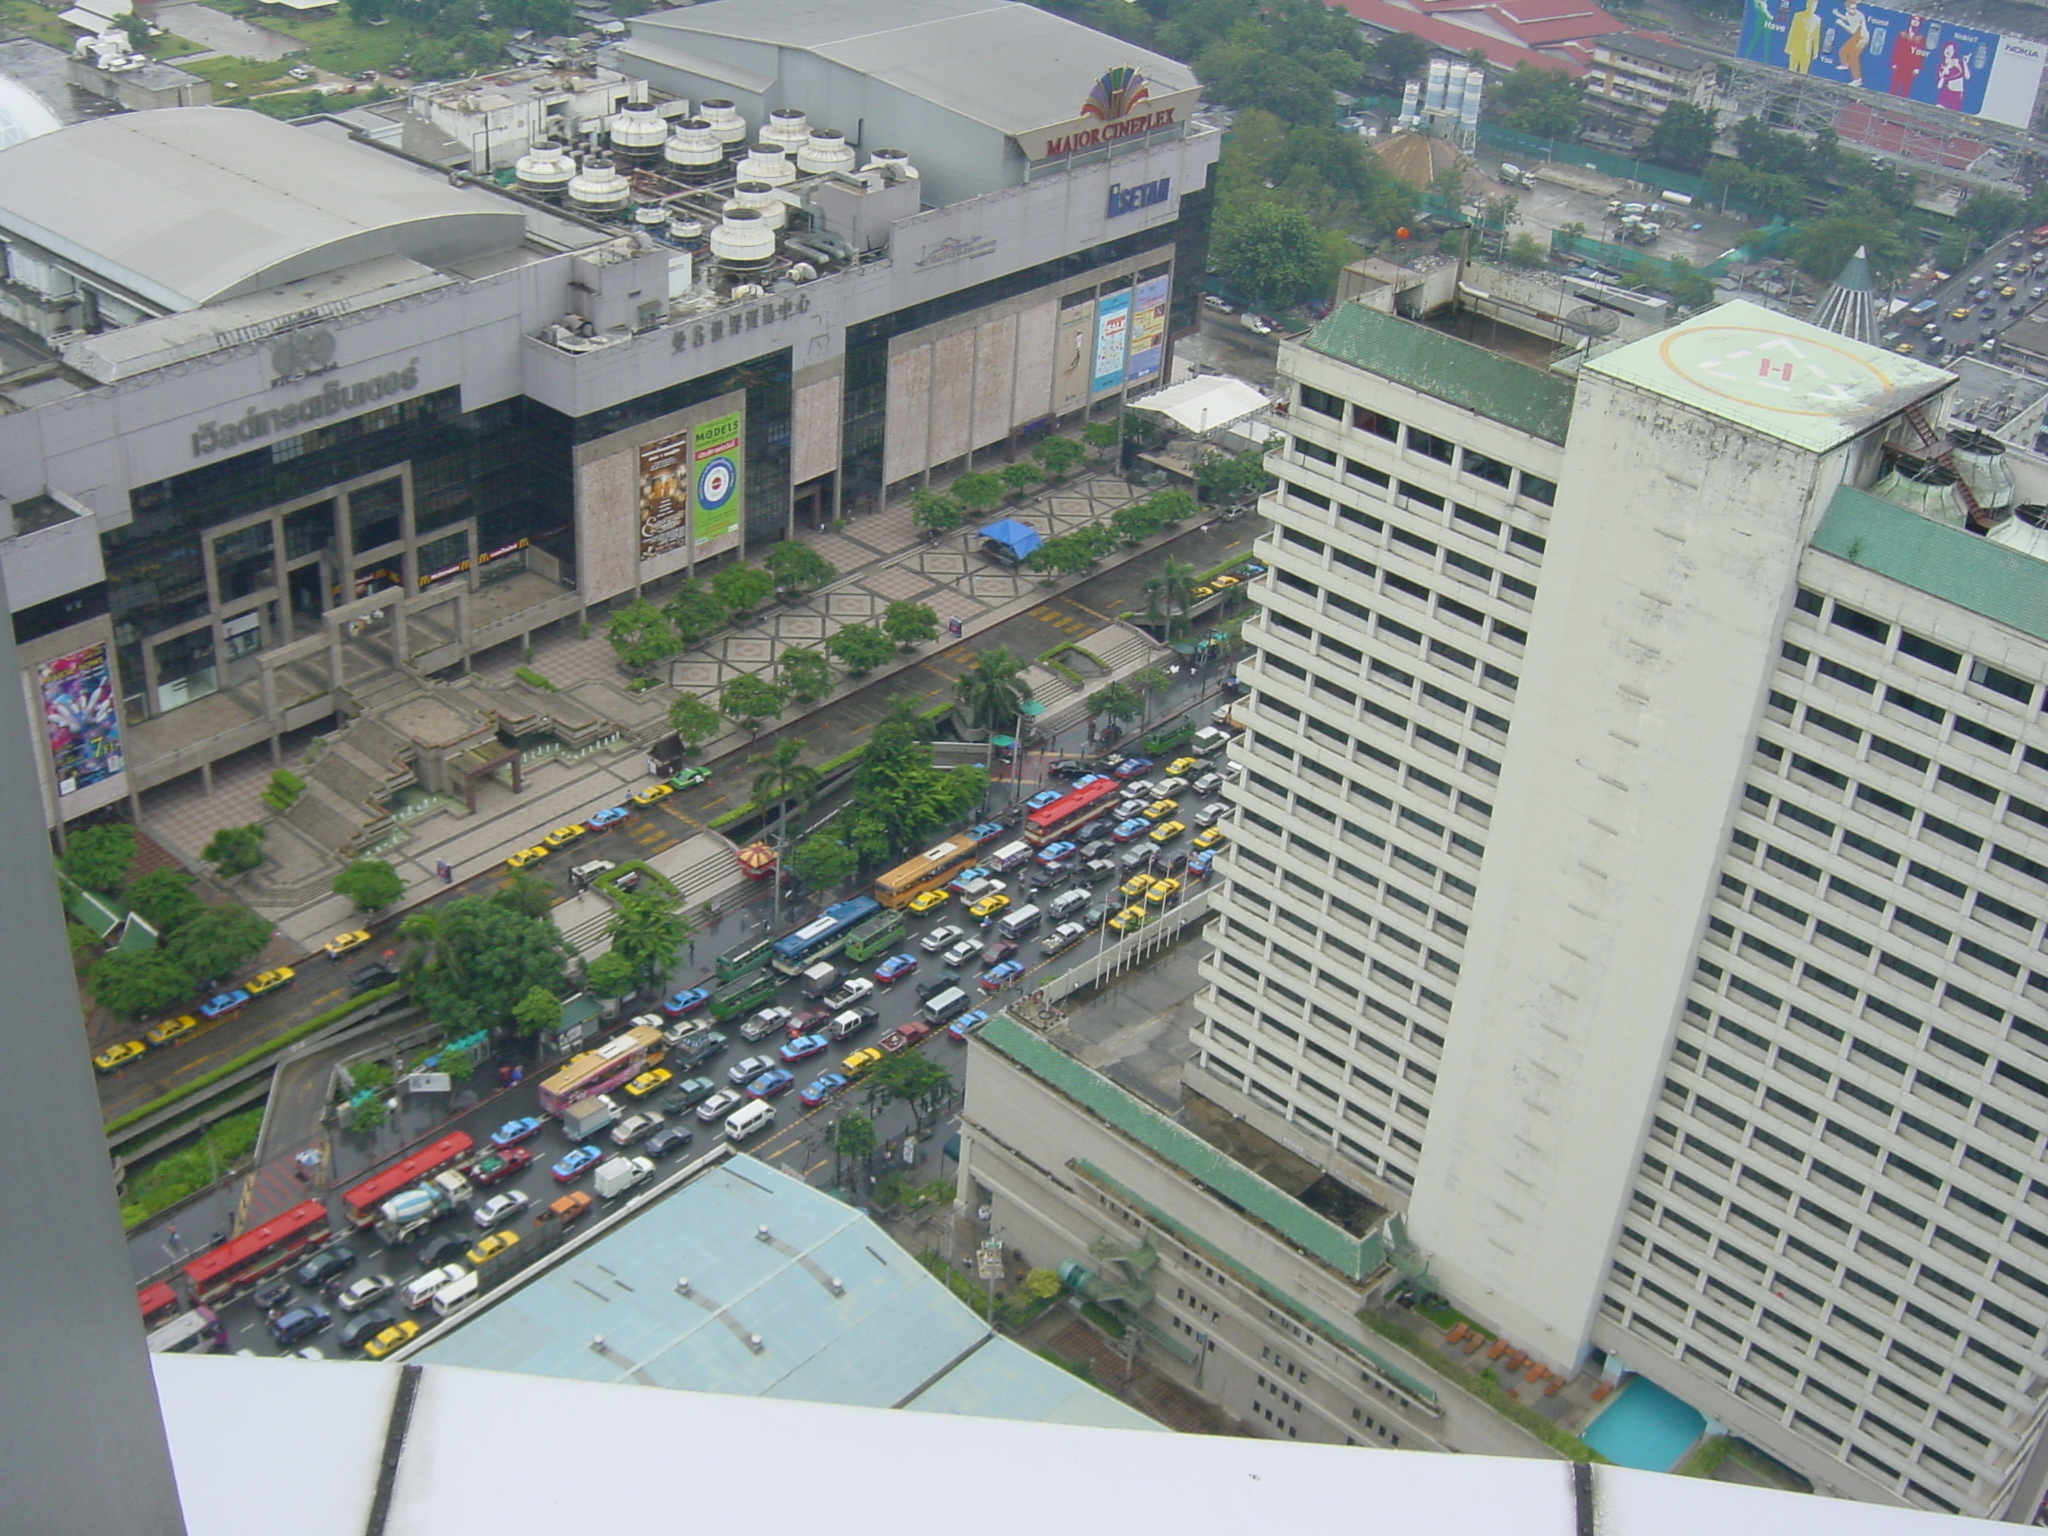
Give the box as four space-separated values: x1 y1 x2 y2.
40 642 123 796
1738 0 2046 129
691 411 743 549
637 429 691 559
1125 275 1170 385
1092 289 1132 395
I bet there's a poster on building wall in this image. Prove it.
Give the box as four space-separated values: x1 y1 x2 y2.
1124 275 1171 385
690 410 743 548
1091 289 1132 395
637 429 692 559
40 642 123 796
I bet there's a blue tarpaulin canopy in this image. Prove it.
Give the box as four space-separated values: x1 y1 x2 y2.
977 519 1042 562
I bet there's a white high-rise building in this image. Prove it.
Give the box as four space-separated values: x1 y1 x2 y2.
1191 297 2048 1519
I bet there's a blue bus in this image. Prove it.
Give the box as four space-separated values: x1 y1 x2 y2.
770 895 883 975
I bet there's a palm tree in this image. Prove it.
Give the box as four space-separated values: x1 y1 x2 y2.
1144 558 1200 641
1130 665 1172 723
953 645 1032 736
750 736 822 925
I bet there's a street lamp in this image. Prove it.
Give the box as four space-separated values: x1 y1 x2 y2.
1012 699 1045 796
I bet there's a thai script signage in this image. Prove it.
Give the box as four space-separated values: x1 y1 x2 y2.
191 359 421 457
671 294 811 351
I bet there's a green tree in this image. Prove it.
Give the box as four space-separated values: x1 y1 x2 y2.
1144 557 1202 640
61 823 138 894
88 950 196 1020
720 673 787 732
1956 189 2025 245
864 1050 953 1130
1130 666 1173 721
667 692 722 751
1663 255 1715 311
333 859 404 913
1644 102 1718 173
260 769 305 812
950 471 1004 516
606 890 692 990
789 832 857 890
511 983 563 1037
1026 533 1100 578
762 540 836 600
844 697 986 856
909 489 964 537
1791 206 1912 283
711 563 776 619
881 600 939 651
494 873 555 922
955 646 1031 735
749 736 822 857
833 1109 875 1190
201 824 266 879
1504 232 1547 269
1194 446 1273 505
606 599 679 674
777 645 834 704
1111 500 1167 545
1371 31 1430 80
493 0 570 34
1088 681 1143 733
1081 420 1119 459
998 462 1042 501
582 949 638 1000
121 868 203 935
67 920 99 970
399 895 573 1035
1212 199 1325 307
824 622 893 677
1031 436 1084 479
1199 37 1335 124
663 580 729 645
1495 63 1582 139
166 904 274 984
1022 1267 1063 1301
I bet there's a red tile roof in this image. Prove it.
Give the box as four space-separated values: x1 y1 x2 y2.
1334 0 1587 73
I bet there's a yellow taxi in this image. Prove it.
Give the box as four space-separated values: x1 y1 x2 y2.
1146 877 1181 905
506 844 549 870
466 1230 520 1267
147 1014 201 1047
362 1319 420 1360
1894 341 1916 354
1166 756 1200 777
1210 574 1242 589
624 1067 672 1099
1192 826 1228 852
631 783 673 805
92 1040 146 1073
543 824 586 848
1140 798 1178 821
908 888 950 914
968 891 1010 921
1149 819 1186 844
1108 905 1150 933
2002 284 2019 298
1951 305 1973 319
323 929 372 960
842 1046 886 1079
1120 871 1156 900
245 966 295 998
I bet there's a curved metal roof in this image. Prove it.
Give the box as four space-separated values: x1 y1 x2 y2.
0 107 523 311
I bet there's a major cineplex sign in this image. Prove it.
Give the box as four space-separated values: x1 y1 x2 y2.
1014 68 1202 162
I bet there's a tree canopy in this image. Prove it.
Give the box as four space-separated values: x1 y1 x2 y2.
62 824 137 894
333 859 404 913
122 868 203 935
88 951 195 1020
166 904 274 985
1644 102 1718 174
399 893 573 1035
1494 64 1582 139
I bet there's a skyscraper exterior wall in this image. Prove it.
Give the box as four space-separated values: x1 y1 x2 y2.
1190 299 2048 1518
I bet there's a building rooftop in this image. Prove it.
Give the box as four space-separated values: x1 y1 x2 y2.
409 1152 1155 1430
1302 301 1577 445
1947 357 2048 440
1591 30 1712 69
0 107 526 311
1814 485 2048 644
1584 299 1951 455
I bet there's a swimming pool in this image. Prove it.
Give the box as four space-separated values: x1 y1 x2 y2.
1581 1376 1706 1471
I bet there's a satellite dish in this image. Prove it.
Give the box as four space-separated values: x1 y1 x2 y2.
1565 305 1619 341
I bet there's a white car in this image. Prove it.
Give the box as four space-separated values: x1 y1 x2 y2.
288 64 313 79
728 1054 776 1085
740 1006 793 1041
1191 772 1223 797
472 1191 531 1229
943 937 981 968
1154 776 1189 799
921 923 966 954
334 1274 394 1314
610 1110 664 1145
1194 801 1227 828
695 1087 743 1122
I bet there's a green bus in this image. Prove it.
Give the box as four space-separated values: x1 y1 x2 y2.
841 910 908 964
715 937 775 983
1144 719 1195 756
708 972 778 1022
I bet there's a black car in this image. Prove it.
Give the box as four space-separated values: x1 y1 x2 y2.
1025 865 1064 890
348 961 399 994
418 1235 470 1269
1076 839 1112 863
1049 759 1091 779
249 1279 295 1315
337 1308 397 1350
1075 816 1115 843
916 971 963 1000
981 938 1019 966
294 1244 358 1290
670 1030 729 1068
269 1303 332 1346
645 1125 696 1160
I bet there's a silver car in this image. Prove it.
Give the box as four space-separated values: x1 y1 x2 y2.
943 937 980 968
921 923 966 954
610 1110 664 1146
472 1191 531 1230
728 1054 776 1085
695 1087 743 1122
1194 801 1227 828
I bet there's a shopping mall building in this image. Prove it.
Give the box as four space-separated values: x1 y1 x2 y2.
0 0 1217 829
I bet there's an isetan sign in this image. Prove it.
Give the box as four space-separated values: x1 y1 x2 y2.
1014 66 1200 163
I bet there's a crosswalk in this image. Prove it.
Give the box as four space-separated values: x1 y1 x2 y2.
1029 604 1097 638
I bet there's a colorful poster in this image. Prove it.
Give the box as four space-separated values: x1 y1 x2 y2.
40 643 122 796
637 430 691 559
1125 275 1170 385
690 411 743 547
1737 0 2046 129
1092 289 1132 396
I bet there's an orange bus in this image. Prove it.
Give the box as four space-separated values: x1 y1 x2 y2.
873 834 979 908
537 1023 666 1116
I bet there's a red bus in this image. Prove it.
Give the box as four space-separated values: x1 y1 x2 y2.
340 1130 475 1229
536 1025 665 1117
1023 776 1121 845
137 1281 178 1327
2030 224 2048 248
181 1200 331 1306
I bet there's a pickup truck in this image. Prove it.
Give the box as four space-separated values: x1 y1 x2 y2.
594 1155 655 1200
561 1094 620 1141
821 976 876 1012
881 1020 935 1053
824 1005 879 1040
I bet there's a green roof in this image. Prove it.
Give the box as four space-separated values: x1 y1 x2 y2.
1814 486 2048 643
976 1015 1385 1282
1303 302 1575 445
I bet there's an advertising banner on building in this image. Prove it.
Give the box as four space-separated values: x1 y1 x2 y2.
1737 0 2046 129
1092 289 1132 396
637 429 692 559
690 410 743 548
1125 275 1171 385
40 642 123 796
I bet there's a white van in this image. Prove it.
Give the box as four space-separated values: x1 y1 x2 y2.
987 840 1033 873
922 986 971 1024
724 1099 776 1141
1049 887 1091 920
431 1268 480 1318
402 1264 467 1311
998 903 1042 940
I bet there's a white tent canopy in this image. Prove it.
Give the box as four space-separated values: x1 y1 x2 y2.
1130 374 1272 435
